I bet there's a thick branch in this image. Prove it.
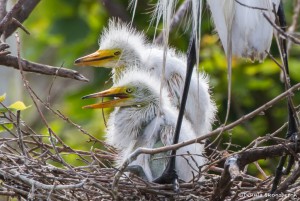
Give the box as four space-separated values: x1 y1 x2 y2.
4 0 40 38
0 0 8 21
0 0 25 34
210 142 300 201
210 156 242 201
0 55 88 82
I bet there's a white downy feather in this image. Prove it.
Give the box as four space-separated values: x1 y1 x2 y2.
89 20 217 137
207 0 281 61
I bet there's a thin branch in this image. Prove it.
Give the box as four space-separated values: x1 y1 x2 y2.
16 110 28 158
287 0 300 53
234 0 269 11
263 12 300 45
210 166 262 184
2 169 86 190
0 55 89 82
11 18 30 35
15 33 75 170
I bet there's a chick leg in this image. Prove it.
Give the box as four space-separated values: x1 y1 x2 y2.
153 34 197 193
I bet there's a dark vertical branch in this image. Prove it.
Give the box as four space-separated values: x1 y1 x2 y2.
277 2 299 138
271 1 299 193
172 36 196 147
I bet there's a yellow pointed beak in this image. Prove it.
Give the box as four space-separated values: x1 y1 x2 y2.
74 49 117 67
82 87 130 109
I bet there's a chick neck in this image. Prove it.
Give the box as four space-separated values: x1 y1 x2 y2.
116 99 161 142
112 65 126 83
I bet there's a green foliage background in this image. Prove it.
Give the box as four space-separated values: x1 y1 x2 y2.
17 0 300 176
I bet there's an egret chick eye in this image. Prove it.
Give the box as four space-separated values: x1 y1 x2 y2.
126 88 133 93
114 51 121 56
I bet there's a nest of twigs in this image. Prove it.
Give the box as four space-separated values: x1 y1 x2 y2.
1 106 300 201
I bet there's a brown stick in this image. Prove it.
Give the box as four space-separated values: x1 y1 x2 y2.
210 142 300 201
0 0 25 33
0 0 8 21
263 12 300 45
4 0 40 38
210 156 242 201
0 55 88 82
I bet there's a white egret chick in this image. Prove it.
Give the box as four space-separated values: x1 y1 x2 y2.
75 20 216 136
82 71 207 182
207 0 280 61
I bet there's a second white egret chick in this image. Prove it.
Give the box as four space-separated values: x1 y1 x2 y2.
82 71 206 182
75 19 216 136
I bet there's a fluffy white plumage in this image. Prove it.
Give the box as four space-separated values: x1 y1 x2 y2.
99 20 146 70
106 71 206 181
98 20 216 136
207 0 280 61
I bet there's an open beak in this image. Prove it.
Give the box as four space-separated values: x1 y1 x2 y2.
82 87 130 109
74 49 116 67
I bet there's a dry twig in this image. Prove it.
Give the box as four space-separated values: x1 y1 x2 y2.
0 55 88 82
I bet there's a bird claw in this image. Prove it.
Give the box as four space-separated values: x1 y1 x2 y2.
287 131 299 151
153 167 180 193
172 177 180 193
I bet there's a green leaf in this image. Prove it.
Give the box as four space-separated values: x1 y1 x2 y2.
0 93 6 103
0 101 31 113
8 101 31 111
0 122 13 133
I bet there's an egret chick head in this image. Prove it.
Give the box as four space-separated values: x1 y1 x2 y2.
75 19 146 69
82 71 162 109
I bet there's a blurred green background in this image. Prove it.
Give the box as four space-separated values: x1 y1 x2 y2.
2 0 298 177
